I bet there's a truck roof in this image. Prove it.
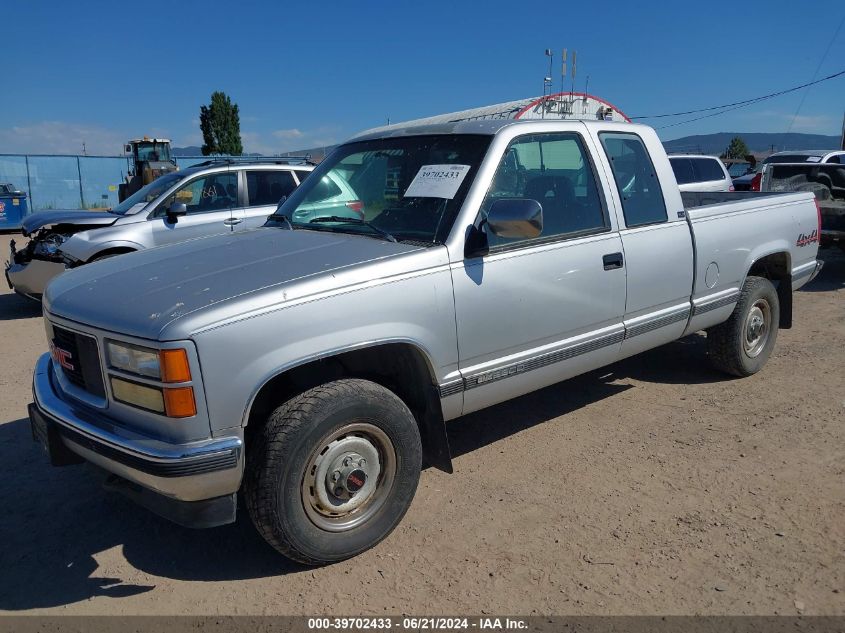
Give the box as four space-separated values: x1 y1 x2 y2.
351 118 640 142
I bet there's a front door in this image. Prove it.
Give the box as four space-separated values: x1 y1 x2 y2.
150 170 239 246
452 131 627 415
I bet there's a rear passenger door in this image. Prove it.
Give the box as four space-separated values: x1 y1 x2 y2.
240 169 300 230
597 132 694 359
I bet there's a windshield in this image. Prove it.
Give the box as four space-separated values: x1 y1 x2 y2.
111 172 185 214
268 134 492 243
136 142 172 162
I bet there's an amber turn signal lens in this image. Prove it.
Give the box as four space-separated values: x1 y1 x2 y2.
163 387 196 418
161 349 191 383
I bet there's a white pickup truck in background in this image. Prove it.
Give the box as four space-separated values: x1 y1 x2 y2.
761 161 845 250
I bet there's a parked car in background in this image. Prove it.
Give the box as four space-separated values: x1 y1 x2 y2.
668 154 734 192
736 150 845 192
28 119 821 565
763 150 845 165
5 159 314 299
761 161 845 250
291 171 365 222
724 160 753 179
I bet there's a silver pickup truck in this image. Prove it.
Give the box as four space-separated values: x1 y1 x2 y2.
28 119 822 565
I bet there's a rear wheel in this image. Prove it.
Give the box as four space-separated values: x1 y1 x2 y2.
244 379 422 565
707 276 780 377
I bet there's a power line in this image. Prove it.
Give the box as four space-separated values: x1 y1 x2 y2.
630 68 845 121
784 13 845 143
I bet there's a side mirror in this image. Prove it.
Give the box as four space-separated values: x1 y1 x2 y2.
166 202 188 224
486 198 543 239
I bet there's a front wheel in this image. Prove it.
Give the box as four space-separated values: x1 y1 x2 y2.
244 379 422 565
707 276 780 377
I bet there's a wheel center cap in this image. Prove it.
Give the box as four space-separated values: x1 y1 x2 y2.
345 468 367 492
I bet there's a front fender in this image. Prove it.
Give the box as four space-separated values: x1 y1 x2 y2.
62 236 145 263
190 269 460 435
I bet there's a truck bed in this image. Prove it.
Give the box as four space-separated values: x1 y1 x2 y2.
681 190 797 210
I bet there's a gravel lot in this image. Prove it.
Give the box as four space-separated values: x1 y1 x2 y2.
0 232 842 616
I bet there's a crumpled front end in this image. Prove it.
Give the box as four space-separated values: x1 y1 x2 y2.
5 233 73 300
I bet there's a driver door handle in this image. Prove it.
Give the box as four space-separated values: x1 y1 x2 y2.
222 218 242 226
603 252 624 270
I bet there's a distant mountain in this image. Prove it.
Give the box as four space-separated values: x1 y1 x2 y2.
663 132 841 156
171 146 202 156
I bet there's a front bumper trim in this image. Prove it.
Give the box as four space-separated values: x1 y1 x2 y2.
31 353 243 502
6 258 66 299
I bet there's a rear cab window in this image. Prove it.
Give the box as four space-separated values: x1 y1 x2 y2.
599 132 668 227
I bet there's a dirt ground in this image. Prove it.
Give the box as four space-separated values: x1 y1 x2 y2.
0 232 842 616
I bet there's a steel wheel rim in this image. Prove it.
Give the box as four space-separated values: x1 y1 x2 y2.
743 299 771 358
301 422 396 532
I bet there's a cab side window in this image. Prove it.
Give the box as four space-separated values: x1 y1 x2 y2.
481 132 608 249
162 172 237 215
246 170 297 206
599 132 667 227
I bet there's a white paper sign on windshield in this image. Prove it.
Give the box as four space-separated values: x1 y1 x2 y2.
404 164 471 199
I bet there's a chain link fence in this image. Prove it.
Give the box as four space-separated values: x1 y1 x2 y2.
0 154 218 214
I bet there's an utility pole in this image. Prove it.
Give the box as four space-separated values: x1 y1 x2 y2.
840 110 845 150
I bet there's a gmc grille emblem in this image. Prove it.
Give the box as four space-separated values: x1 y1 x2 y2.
49 342 75 372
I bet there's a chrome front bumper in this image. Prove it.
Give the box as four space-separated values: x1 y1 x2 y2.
31 353 243 507
5 258 65 299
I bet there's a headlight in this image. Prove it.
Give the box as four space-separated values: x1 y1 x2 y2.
105 341 195 417
33 233 68 256
107 341 161 378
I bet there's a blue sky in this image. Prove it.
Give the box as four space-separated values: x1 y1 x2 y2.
3 0 844 155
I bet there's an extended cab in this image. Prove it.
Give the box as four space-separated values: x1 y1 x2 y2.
28 120 822 565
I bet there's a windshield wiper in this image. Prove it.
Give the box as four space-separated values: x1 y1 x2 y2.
308 216 398 243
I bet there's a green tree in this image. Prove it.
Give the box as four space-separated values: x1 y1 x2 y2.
726 136 750 160
199 91 243 156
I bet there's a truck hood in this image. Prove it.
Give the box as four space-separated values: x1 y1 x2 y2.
22 210 119 235
43 228 428 340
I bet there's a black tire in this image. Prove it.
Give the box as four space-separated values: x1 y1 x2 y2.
244 378 422 565
707 276 780 377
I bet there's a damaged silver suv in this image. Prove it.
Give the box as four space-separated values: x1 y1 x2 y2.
5 158 317 299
